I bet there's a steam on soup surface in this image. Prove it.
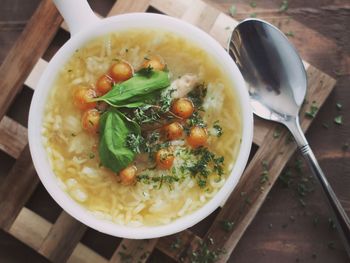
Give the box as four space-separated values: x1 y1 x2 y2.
42 29 242 226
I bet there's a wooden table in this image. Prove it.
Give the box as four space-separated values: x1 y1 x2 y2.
0 0 349 262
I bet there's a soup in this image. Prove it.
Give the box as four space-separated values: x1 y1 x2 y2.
42 29 242 226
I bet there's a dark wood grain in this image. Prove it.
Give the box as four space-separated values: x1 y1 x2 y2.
0 0 62 119
0 145 39 231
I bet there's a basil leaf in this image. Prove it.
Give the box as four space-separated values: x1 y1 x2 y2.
94 70 170 107
116 90 160 108
99 109 140 173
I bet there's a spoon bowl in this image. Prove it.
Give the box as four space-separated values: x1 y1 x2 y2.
228 19 306 123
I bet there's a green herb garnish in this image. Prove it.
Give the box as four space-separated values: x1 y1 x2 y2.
170 237 182 250
285 31 294 37
118 251 133 262
250 1 257 8
213 121 223 137
273 127 281 138
279 0 289 12
220 220 234 232
334 115 343 125
187 147 225 187
336 102 342 110
93 70 170 108
126 133 144 154
190 240 225 263
187 83 207 108
322 122 329 129
305 101 318 119
99 109 140 173
229 5 237 16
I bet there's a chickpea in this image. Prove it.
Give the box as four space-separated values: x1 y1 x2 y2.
141 55 165 71
119 165 137 186
164 122 183 140
73 85 97 110
156 148 174 170
109 60 133 82
81 109 100 134
96 74 113 95
171 98 194 119
187 126 208 148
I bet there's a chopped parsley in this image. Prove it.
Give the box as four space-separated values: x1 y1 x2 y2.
190 240 225 263
220 220 234 232
279 0 289 12
187 147 225 188
334 115 343 125
187 83 207 108
328 218 336 230
229 5 237 16
186 111 206 129
250 1 257 8
336 102 342 110
159 88 175 112
322 122 329 129
273 127 281 138
170 237 182 250
213 121 223 137
88 152 95 159
126 133 144 154
137 65 153 77
118 251 133 262
136 174 180 189
305 101 318 119
260 162 270 186
133 105 161 124
285 31 294 37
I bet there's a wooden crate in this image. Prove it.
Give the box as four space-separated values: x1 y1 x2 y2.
0 0 336 262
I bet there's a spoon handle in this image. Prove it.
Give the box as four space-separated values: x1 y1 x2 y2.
287 118 350 256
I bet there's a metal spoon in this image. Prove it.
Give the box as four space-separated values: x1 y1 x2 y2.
229 18 350 255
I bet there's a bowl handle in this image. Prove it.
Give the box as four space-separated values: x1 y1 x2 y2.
53 0 100 36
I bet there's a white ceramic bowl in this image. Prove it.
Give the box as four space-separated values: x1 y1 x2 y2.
28 0 253 239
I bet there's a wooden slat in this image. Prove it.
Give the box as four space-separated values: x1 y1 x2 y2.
24 58 48 90
38 211 87 263
181 66 336 263
0 116 27 158
8 207 51 250
0 145 39 231
180 0 220 31
156 231 199 262
68 243 108 263
8 207 107 263
150 0 190 17
107 0 151 16
0 0 62 120
110 239 157 263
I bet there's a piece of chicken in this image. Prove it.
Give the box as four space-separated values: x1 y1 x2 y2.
170 74 199 98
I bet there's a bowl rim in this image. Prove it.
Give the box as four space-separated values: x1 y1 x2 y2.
28 13 253 239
